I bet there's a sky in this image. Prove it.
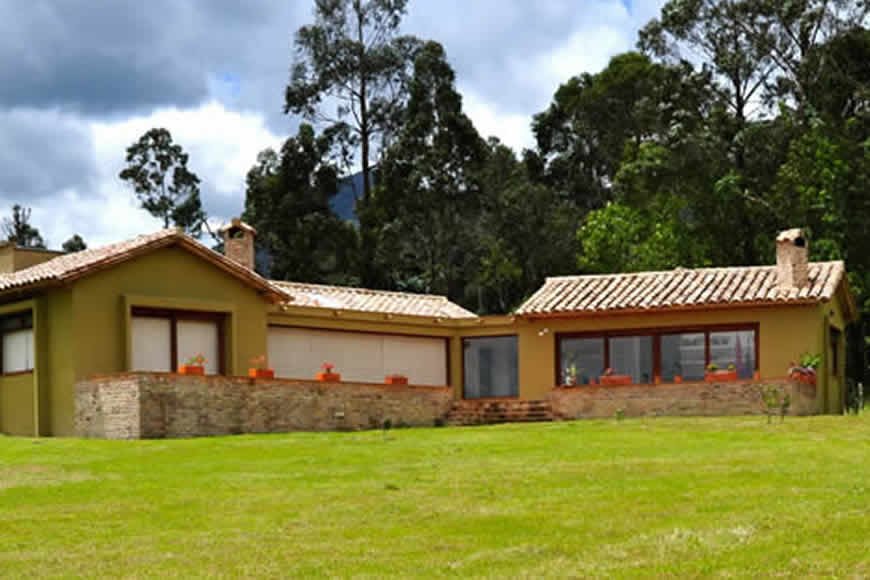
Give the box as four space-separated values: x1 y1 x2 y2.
0 0 665 247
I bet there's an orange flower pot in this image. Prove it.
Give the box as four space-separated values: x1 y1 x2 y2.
599 374 632 386
316 372 342 382
179 365 204 376
705 371 738 383
248 368 275 379
673 375 683 384
385 374 409 385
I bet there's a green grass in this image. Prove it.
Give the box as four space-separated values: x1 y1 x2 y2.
1 415 868 578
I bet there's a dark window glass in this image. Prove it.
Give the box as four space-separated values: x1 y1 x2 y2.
608 336 653 384
830 327 841 375
463 336 518 398
661 333 705 381
710 330 756 379
560 337 604 385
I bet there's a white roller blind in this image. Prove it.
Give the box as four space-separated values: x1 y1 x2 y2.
177 320 219 375
2 328 33 373
131 317 172 372
268 327 447 385
383 335 446 385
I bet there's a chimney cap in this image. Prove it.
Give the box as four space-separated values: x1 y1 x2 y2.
218 218 257 236
776 228 806 244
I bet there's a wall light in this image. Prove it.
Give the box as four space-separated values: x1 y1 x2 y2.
538 327 550 337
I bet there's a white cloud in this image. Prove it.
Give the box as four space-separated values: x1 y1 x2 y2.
462 88 535 151
26 102 283 248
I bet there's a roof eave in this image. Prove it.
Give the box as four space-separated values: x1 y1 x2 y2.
516 298 825 320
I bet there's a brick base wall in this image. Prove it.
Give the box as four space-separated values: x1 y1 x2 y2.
75 373 453 439
549 379 819 420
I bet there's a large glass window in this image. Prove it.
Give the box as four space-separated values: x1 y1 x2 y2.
557 325 758 386
661 333 705 381
1 311 33 374
463 336 518 398
559 337 604 385
609 336 653 384
710 330 756 379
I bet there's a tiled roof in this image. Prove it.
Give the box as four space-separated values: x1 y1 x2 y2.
515 261 847 317
272 281 477 320
0 229 288 302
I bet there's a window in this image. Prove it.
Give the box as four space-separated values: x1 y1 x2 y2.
463 336 518 398
660 333 705 381
131 308 225 374
556 325 758 386
830 327 841 376
0 311 33 374
710 330 756 379
560 337 604 385
609 336 653 384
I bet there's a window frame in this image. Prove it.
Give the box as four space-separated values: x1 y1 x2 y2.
131 307 226 375
0 310 34 376
555 323 760 386
461 334 519 399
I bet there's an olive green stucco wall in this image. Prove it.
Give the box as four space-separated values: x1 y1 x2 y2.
42 246 270 436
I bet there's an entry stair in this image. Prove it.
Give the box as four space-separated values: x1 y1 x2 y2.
445 399 553 426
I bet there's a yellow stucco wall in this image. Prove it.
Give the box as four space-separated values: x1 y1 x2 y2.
821 293 848 414
455 304 828 401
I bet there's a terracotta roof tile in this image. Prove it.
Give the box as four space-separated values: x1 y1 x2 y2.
272 281 477 320
516 262 846 317
0 229 287 302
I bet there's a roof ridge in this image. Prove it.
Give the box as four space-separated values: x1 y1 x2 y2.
544 261 842 282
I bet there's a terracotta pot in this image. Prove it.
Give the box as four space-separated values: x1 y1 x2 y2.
179 365 204 376
705 370 738 383
673 375 683 384
316 372 342 382
599 374 633 386
248 368 275 379
385 375 408 385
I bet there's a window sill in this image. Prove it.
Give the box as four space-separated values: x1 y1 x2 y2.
1 370 34 378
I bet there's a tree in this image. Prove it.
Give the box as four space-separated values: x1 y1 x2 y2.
365 41 486 303
61 234 87 253
242 124 358 284
532 52 713 210
284 0 421 284
2 205 45 249
118 128 206 237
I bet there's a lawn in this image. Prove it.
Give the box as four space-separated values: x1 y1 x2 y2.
0 415 867 578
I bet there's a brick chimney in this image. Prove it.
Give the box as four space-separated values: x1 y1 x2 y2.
776 228 809 290
219 218 256 270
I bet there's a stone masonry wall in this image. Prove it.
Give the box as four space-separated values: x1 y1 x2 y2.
75 373 453 439
550 379 818 420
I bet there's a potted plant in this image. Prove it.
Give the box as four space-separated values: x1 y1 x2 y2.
672 362 683 383
789 353 820 385
564 364 578 386
705 363 738 382
179 354 206 376
248 354 275 379
385 373 408 385
316 362 341 382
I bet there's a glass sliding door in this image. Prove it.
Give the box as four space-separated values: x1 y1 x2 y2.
463 336 518 398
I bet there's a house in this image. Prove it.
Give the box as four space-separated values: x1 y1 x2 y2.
0 223 855 437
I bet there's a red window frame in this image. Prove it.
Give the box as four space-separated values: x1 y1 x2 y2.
555 323 760 386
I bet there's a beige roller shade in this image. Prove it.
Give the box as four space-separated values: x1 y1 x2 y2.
176 320 220 375
268 327 446 386
131 316 171 372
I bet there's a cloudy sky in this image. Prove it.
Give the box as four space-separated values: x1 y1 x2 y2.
0 0 664 247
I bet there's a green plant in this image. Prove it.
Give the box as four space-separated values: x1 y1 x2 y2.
185 353 206 367
727 363 736 371
799 353 822 369
706 363 719 372
615 408 626 421
760 384 790 424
